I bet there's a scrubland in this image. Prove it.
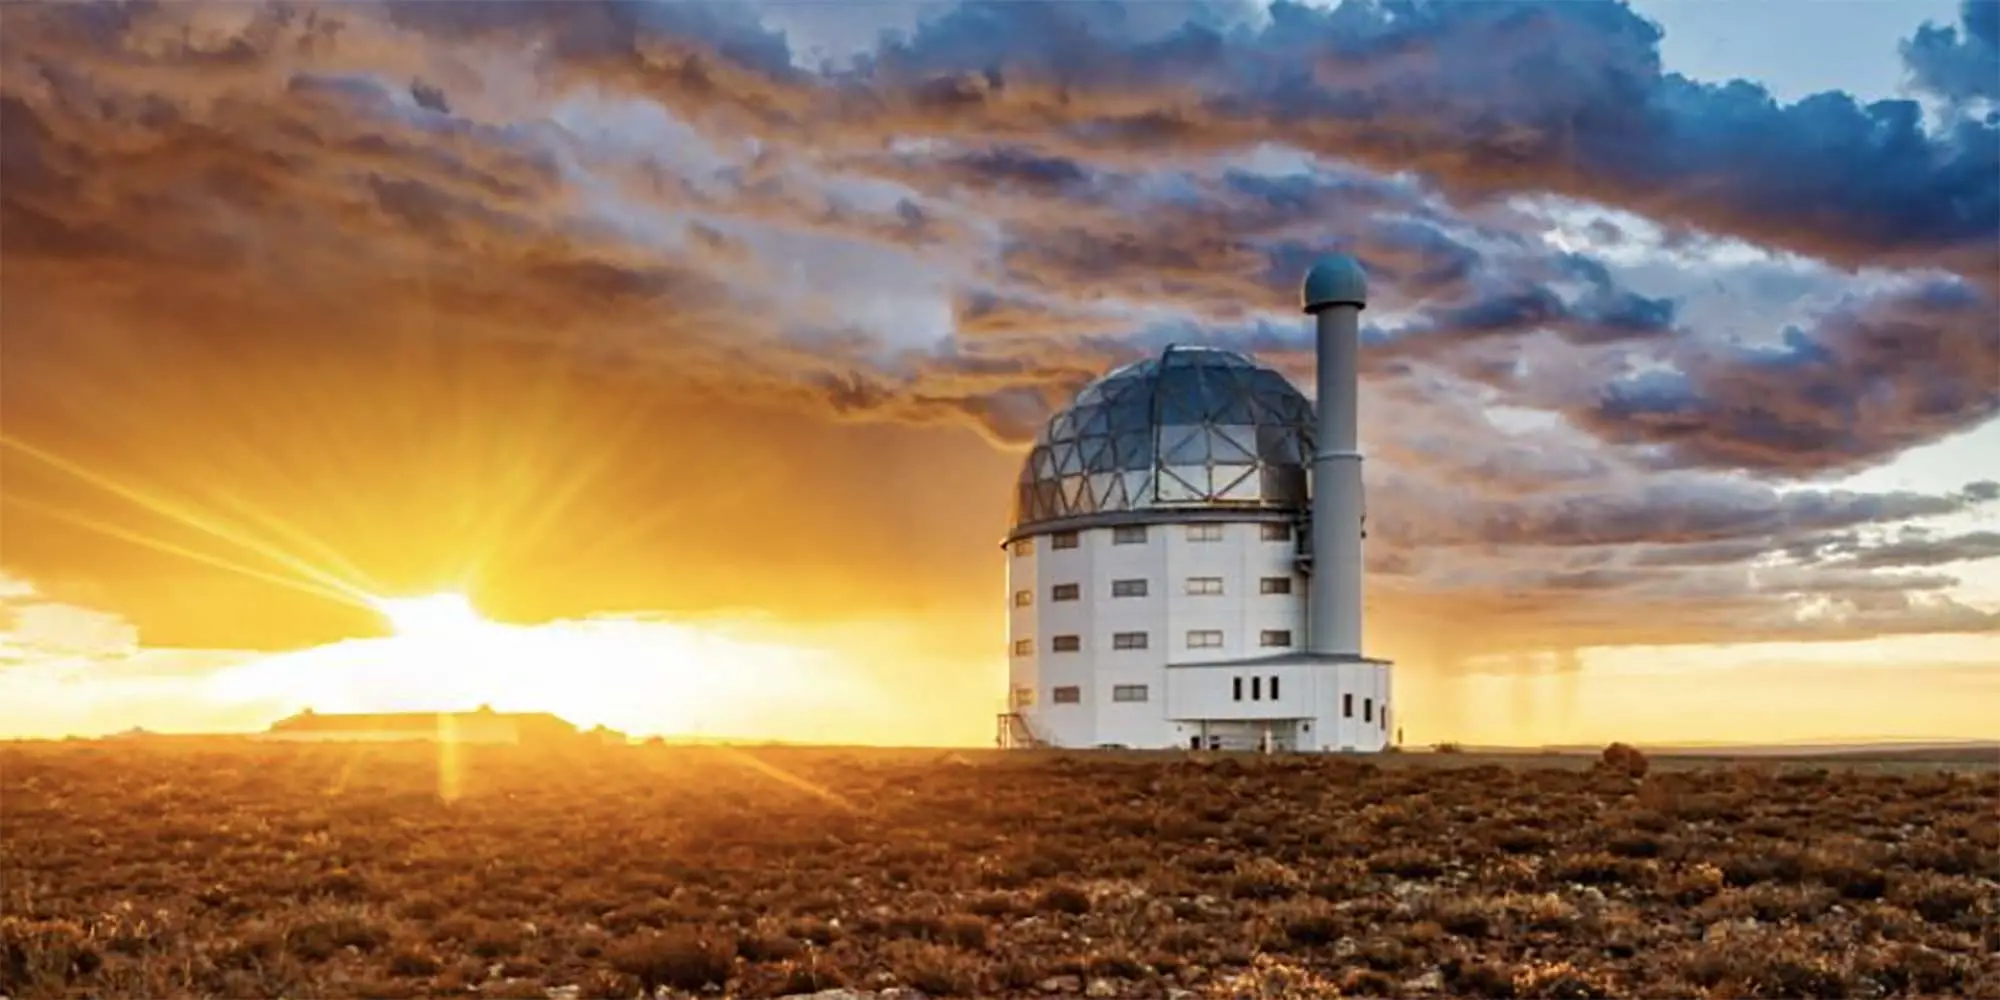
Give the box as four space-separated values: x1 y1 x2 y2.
3 741 1996 999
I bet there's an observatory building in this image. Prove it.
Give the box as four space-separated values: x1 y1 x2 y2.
999 255 1392 752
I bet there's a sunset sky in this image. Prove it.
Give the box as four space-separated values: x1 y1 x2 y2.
2 0 1995 747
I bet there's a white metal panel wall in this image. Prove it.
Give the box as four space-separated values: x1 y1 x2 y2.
1008 518 1314 749
1164 663 1316 720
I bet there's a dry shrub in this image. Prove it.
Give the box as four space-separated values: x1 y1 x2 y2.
1272 900 1340 946
606 928 736 992
773 956 849 995
1035 884 1093 915
1597 743 1649 779
890 941 983 996
384 942 442 977
1890 872 1985 925
1 917 104 990
1230 857 1304 900
1513 959 1615 999
1368 846 1445 878
1426 896 1498 939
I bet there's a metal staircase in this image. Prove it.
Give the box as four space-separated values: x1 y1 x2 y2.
995 712 1048 749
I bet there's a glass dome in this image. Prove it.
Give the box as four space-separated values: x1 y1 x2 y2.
1011 345 1316 533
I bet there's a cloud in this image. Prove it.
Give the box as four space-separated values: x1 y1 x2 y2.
1902 0 1999 105
1582 278 2000 474
1833 530 2000 570
2 0 1997 680
848 0 1999 273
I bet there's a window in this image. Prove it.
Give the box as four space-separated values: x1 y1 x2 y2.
1261 523 1292 542
1010 538 1033 557
1112 525 1147 545
1260 629 1293 648
1111 578 1148 598
1343 693 1354 718
1112 631 1149 650
1187 524 1224 542
1232 677 1243 701
1051 583 1080 602
1013 589 1033 607
1011 686 1035 708
1013 638 1033 657
1364 698 1374 723
1187 630 1224 649
1112 684 1149 703
1251 676 1263 700
1052 635 1081 652
1260 576 1293 595
1185 577 1224 596
1052 686 1081 704
1269 676 1281 699
1381 704 1390 731
1051 531 1080 550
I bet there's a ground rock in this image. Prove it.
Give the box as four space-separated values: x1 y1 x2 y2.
1403 970 1445 993
1086 978 1119 997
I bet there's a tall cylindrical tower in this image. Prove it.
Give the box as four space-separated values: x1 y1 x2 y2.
1302 255 1368 656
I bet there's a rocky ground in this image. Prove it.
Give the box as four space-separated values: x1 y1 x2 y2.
4 741 1996 998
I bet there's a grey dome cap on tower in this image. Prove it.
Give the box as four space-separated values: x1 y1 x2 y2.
1302 254 1368 313
1009 345 1318 536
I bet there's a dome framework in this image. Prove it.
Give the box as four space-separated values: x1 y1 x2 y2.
1011 346 1317 535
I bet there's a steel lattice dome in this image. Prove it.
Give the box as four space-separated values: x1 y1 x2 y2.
1011 345 1317 534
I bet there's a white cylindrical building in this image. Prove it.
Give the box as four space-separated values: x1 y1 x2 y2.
998 262 1394 752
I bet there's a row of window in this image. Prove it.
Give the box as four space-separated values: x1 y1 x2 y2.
1014 629 1294 656
1234 675 1281 700
1013 522 1293 556
1050 684 1150 704
1014 575 1293 606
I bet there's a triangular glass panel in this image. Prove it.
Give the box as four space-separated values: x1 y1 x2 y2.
1034 482 1061 515
1155 368 1207 423
1167 464 1211 499
1111 431 1153 470
1050 409 1076 440
1061 475 1087 512
1215 383 1256 422
1156 466 1200 502
1257 424 1303 465
1215 464 1258 499
1077 434 1111 471
1122 470 1154 505
1160 424 1207 464
1089 472 1119 510
1080 405 1112 435
1056 444 1083 475
1032 446 1056 479
1109 395 1153 433
1211 424 1258 463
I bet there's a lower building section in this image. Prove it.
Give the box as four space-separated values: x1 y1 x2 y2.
1004 652 1394 752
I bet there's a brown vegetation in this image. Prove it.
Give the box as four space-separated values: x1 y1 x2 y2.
3 742 1996 998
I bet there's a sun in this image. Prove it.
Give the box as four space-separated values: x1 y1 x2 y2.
371 592 486 638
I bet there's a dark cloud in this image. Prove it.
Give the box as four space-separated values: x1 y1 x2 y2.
1582 280 2000 474
1837 530 2000 570
1371 474 1985 550
852 0 1999 275
1902 0 1999 104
